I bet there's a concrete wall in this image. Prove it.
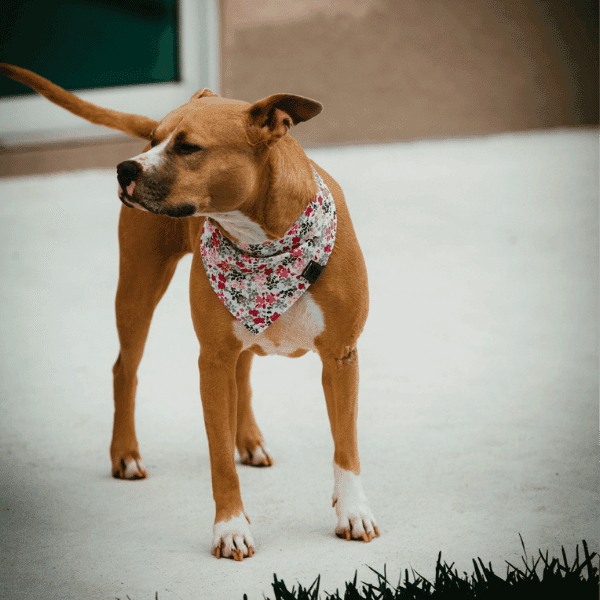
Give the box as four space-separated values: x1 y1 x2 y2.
221 0 598 146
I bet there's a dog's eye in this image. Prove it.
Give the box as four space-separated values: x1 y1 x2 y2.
177 142 205 155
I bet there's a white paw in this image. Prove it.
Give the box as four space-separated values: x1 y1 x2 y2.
212 512 255 560
113 457 147 479
332 463 379 542
239 444 274 467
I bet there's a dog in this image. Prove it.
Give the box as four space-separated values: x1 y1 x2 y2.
0 64 379 560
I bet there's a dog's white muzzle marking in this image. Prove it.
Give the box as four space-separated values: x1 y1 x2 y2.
131 132 174 171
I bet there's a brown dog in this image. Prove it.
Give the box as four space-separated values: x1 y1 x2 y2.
0 64 379 560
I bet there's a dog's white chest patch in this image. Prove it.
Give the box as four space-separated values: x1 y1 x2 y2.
232 291 324 356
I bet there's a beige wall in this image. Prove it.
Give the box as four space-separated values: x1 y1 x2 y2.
2 0 596 177
221 0 598 146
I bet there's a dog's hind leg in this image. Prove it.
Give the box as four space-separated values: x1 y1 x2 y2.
320 347 379 542
111 207 189 479
235 351 274 467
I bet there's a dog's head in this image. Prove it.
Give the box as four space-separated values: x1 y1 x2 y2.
116 90 322 218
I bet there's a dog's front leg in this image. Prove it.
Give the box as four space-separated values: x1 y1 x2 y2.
111 208 187 479
199 349 255 560
320 347 379 542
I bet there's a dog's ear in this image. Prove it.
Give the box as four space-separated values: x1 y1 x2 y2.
190 88 219 100
246 94 322 146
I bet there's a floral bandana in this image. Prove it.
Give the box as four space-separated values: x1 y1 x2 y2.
200 169 337 334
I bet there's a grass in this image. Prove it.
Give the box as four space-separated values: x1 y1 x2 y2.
251 538 597 600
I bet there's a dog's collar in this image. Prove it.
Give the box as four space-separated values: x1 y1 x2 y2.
200 168 337 334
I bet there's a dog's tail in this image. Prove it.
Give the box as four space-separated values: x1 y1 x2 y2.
0 64 157 140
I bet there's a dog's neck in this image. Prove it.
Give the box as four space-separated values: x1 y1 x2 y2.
210 137 316 246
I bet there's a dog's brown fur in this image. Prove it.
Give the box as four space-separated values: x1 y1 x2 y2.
1 64 378 560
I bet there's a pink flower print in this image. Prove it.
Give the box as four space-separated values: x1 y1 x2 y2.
253 317 265 325
265 293 276 305
249 309 259 317
291 247 303 258
271 312 281 322
254 280 267 295
277 266 291 278
298 283 305 290
255 296 267 308
207 248 218 262
264 267 274 276
324 244 332 253
304 206 313 217
292 236 301 245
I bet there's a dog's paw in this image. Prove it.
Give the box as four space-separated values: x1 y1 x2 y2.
212 513 255 561
334 504 379 542
112 456 147 480
332 464 379 542
238 443 274 467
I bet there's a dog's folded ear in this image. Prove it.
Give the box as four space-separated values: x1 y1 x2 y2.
190 88 220 100
246 94 323 147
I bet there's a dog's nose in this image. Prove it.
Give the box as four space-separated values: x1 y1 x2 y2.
117 160 142 188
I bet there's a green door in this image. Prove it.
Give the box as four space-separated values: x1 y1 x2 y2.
0 0 179 97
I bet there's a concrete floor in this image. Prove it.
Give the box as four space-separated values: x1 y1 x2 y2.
0 128 597 599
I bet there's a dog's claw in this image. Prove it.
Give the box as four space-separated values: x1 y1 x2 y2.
334 514 379 542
